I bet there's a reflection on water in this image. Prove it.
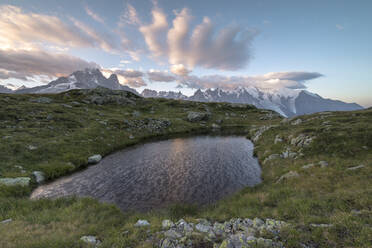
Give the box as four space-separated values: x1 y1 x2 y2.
31 136 261 211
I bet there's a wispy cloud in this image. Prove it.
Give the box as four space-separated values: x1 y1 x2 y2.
0 5 118 53
119 3 141 26
84 5 105 24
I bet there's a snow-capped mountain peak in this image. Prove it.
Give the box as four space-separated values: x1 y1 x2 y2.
140 86 363 117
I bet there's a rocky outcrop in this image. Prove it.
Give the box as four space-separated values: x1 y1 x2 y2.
250 125 274 143
158 218 287 248
276 171 300 183
289 134 315 147
0 177 31 187
186 111 210 122
81 87 140 105
123 118 171 133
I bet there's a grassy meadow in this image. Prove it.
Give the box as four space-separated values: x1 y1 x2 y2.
0 89 371 247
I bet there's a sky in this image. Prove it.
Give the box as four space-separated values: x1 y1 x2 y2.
0 0 371 107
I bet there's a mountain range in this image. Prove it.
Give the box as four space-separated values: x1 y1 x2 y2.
142 86 363 117
1 68 363 117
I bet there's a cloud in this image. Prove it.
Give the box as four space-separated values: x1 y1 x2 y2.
69 17 119 53
167 8 193 65
120 3 141 26
101 68 147 88
179 71 323 90
138 6 256 70
0 49 98 80
170 64 191 76
84 6 105 24
147 70 176 82
0 5 118 53
336 24 344 30
139 7 168 57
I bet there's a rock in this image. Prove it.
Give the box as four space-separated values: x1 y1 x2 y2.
129 135 135 139
218 233 256 248
253 218 264 228
0 177 31 187
195 223 211 233
351 209 362 216
84 87 138 105
162 219 174 229
186 111 210 122
61 103 72 108
302 163 315 169
132 110 141 117
212 123 220 129
274 135 283 144
159 238 177 248
263 154 280 164
251 125 273 142
80 236 101 247
196 219 212 233
318 161 328 168
276 171 300 183
27 145 38 150
134 219 150 227
88 154 102 164
291 118 303 125
164 229 182 239
310 223 333 228
213 222 225 237
281 148 297 159
1 218 12 224
280 118 289 124
32 171 45 184
346 165 365 171
29 97 52 103
290 134 314 147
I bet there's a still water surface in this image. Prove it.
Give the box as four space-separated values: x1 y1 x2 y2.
31 136 261 211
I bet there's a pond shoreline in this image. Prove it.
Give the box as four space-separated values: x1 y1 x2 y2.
31 134 262 212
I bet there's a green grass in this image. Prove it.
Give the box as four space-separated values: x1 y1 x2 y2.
0 90 371 247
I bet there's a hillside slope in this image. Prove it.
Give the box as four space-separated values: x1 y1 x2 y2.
0 88 370 248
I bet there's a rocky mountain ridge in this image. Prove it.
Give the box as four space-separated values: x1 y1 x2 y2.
1 68 363 116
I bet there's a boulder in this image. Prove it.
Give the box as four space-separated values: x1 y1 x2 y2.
80 236 101 247
164 229 182 239
346 164 365 171
1 218 12 224
263 154 281 164
88 154 102 164
274 135 283 144
276 171 300 183
186 111 210 122
291 118 303 125
134 219 150 227
32 171 45 184
302 163 315 169
318 161 328 168
212 123 221 129
0 177 31 187
29 97 52 103
162 219 174 229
